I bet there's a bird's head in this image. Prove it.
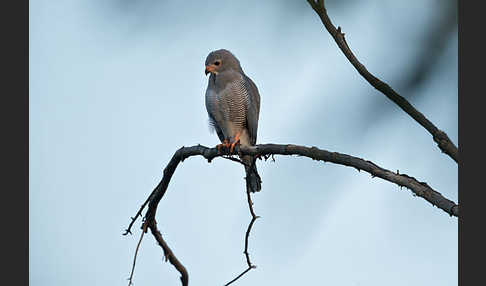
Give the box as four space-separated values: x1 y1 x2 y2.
205 49 242 76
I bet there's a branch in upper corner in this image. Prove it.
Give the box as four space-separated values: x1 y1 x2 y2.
306 0 458 163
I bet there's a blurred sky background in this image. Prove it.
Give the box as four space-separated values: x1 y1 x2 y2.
29 0 458 285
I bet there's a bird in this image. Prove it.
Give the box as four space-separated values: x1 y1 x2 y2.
204 49 262 193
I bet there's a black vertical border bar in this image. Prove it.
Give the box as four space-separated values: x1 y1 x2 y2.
458 0 463 284
2 0 29 285
458 1 484 286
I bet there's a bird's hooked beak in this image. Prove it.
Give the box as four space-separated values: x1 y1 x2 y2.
205 64 216 76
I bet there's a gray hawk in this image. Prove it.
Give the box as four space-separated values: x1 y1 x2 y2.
204 49 262 193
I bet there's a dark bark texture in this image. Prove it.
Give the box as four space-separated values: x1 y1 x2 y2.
125 143 458 285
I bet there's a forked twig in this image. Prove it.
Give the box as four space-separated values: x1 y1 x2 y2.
123 187 157 235
224 170 260 286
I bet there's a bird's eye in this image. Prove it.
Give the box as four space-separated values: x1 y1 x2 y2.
214 61 221 66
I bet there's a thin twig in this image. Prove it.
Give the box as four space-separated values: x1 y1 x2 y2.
123 186 158 235
306 0 458 163
127 220 148 286
224 173 260 285
224 266 255 286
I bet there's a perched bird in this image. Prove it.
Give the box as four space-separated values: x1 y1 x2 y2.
204 49 262 193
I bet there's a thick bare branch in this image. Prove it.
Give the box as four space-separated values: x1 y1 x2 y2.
128 142 458 285
144 144 458 218
147 218 189 286
306 0 458 163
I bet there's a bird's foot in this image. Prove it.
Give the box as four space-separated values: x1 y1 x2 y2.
216 139 231 153
229 140 240 153
229 132 241 153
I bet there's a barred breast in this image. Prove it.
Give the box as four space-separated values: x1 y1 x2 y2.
224 78 249 126
210 76 249 141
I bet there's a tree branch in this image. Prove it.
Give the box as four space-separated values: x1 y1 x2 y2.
224 173 260 286
126 142 458 285
123 193 154 236
147 218 189 286
127 221 148 286
306 0 459 163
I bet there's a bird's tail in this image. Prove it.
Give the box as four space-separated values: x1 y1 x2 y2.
242 155 262 193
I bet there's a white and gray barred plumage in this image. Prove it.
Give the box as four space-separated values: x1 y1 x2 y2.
204 49 262 192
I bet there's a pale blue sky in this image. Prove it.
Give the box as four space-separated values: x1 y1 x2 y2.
30 1 457 285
